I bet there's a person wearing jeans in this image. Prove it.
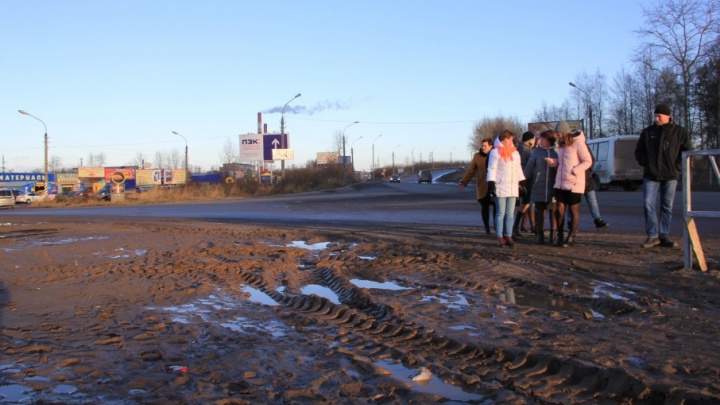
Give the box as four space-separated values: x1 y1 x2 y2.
635 103 692 248
487 130 526 247
642 178 678 246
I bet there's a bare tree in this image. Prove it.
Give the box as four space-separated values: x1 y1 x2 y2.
169 149 182 169
635 0 720 135
132 152 146 168
49 156 62 173
468 115 524 152
332 130 343 156
219 137 239 164
154 151 167 169
96 152 106 167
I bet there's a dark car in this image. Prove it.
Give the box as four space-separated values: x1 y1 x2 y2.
417 170 432 184
389 174 400 183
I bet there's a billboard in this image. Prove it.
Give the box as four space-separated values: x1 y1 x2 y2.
240 133 263 162
317 152 339 165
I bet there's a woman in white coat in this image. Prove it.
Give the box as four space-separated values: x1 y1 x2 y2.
487 130 526 247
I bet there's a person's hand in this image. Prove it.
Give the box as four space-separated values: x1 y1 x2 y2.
458 183 465 192
488 181 496 197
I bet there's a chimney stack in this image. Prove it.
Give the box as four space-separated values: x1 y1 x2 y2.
257 112 262 134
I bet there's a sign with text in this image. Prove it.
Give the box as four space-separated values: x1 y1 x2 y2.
239 133 263 162
272 149 294 160
263 133 288 161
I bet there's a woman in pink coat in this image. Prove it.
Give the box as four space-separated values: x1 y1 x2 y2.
550 121 592 247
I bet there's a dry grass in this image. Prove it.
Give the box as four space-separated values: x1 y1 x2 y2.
29 165 356 208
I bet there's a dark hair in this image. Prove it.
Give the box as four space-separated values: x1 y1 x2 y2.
481 137 493 146
498 130 515 141
540 130 557 147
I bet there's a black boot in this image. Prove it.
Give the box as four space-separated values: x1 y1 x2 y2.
512 214 523 238
556 229 564 247
538 230 545 244
564 232 576 247
549 230 556 245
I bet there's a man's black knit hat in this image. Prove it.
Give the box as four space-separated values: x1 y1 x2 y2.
654 103 672 116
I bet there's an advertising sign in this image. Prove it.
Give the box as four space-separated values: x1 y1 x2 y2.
240 133 263 162
136 169 163 185
78 167 105 178
317 152 339 165
104 168 135 182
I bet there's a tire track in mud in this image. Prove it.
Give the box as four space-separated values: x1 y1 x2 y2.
205 249 714 404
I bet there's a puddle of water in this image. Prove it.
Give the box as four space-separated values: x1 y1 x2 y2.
448 325 476 331
374 359 484 402
0 384 33 402
221 318 287 337
53 384 78 394
349 279 409 291
507 287 590 315
357 255 376 261
592 281 638 302
242 286 278 306
421 291 469 309
287 241 331 250
33 236 109 246
24 376 50 382
301 284 340 304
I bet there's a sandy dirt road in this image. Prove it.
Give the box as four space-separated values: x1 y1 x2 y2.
1 204 719 403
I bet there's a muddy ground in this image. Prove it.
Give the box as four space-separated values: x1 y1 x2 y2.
1 216 719 404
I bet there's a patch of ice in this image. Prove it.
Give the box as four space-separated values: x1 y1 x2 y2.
357 256 377 261
242 286 278 306
287 241 331 250
374 359 484 401
301 284 340 304
349 279 409 290
421 291 469 309
221 318 287 338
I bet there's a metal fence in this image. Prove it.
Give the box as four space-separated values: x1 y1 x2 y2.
682 150 720 271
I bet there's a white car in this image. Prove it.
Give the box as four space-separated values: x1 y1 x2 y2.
19 192 46 204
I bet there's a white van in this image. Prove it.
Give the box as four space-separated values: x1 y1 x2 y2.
586 135 643 191
0 188 17 209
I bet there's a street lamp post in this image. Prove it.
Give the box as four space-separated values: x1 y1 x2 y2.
371 134 382 180
18 110 49 195
341 121 359 164
351 135 363 180
392 144 401 174
280 93 301 178
172 131 189 184
569 82 593 138
411 148 415 175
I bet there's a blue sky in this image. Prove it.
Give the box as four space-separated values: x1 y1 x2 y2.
2 1 649 173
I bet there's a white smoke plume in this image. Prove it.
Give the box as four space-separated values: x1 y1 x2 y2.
263 100 349 115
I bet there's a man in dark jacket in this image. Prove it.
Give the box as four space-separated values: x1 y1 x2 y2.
634 103 692 248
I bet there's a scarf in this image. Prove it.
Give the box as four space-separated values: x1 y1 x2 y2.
496 144 517 163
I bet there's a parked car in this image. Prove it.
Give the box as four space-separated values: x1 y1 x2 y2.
417 170 432 184
389 174 401 183
0 188 16 209
18 191 46 204
9 189 22 202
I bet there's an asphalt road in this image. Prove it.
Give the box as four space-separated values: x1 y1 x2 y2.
3 180 719 238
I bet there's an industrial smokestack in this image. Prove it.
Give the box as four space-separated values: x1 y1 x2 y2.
257 112 262 134
263 123 268 134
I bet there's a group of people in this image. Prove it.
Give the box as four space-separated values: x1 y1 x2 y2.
459 103 691 249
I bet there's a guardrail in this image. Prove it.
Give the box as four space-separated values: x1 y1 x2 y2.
682 149 720 271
